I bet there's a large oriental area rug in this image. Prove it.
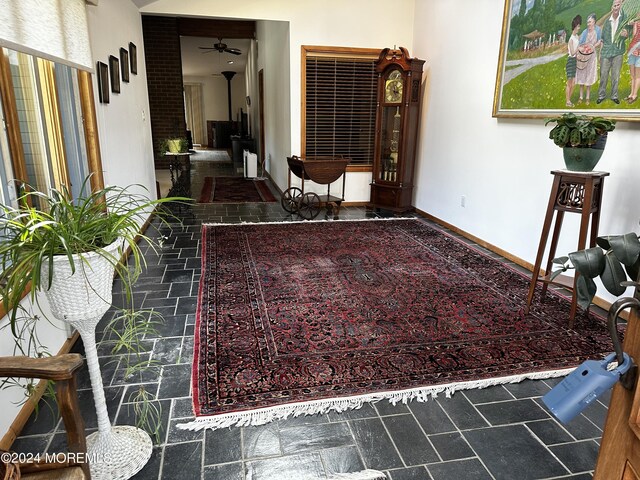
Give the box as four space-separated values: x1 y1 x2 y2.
183 219 615 430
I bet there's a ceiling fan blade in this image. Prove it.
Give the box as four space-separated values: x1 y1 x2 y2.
198 46 216 50
225 48 242 55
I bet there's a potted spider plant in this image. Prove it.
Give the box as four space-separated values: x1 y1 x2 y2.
0 177 185 479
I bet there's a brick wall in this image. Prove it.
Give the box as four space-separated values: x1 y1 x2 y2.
142 16 186 169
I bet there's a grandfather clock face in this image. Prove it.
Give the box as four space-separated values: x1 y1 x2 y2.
384 69 403 104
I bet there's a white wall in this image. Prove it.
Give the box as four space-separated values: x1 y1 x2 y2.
138 0 415 198
256 20 290 183
86 0 156 198
412 0 640 302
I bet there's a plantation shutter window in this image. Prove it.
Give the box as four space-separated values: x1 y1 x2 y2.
303 47 380 166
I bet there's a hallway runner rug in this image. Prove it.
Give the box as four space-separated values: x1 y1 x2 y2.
183 219 616 431
189 149 233 163
198 177 277 203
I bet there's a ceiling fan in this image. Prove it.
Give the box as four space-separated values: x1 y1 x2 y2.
198 38 242 55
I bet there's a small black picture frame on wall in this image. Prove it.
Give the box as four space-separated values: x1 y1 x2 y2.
129 42 137 75
97 61 109 104
120 47 130 83
108 55 120 94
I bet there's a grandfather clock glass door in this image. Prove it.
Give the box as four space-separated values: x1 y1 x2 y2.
378 105 402 183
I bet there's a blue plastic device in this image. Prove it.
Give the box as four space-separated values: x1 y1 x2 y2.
542 352 632 424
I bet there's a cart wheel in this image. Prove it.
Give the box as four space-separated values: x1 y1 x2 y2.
297 192 321 219
281 187 303 213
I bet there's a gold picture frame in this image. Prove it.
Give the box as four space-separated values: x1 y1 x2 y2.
493 0 640 121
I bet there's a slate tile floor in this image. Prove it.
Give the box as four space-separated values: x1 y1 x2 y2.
11 160 611 479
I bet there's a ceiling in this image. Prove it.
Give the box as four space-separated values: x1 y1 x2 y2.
180 36 250 77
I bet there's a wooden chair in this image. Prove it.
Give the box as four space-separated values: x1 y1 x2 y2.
0 354 90 479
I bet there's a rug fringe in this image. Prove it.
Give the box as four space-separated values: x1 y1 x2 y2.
201 217 420 227
327 470 387 480
178 368 573 431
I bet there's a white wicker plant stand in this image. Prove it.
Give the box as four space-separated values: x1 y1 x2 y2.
41 240 152 480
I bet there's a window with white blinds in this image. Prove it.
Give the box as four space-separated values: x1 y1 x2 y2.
303 47 379 166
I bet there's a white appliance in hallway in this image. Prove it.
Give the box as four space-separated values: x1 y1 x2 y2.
244 149 258 178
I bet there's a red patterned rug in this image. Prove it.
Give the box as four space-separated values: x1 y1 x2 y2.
183 219 615 431
199 177 277 203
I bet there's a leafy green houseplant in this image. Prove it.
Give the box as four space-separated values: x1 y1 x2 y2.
552 233 640 309
545 113 616 172
0 178 184 475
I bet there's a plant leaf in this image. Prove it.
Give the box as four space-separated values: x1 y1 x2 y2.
626 258 640 283
550 268 567 281
575 275 597 310
568 247 605 279
601 250 628 296
596 236 612 250
552 256 569 265
608 233 640 266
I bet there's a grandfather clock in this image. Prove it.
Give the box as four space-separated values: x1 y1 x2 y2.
369 47 424 212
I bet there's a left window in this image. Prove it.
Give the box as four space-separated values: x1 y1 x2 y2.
0 47 89 206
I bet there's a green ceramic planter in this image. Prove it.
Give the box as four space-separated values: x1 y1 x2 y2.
562 134 607 172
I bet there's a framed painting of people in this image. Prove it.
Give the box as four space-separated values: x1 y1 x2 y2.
493 0 640 120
